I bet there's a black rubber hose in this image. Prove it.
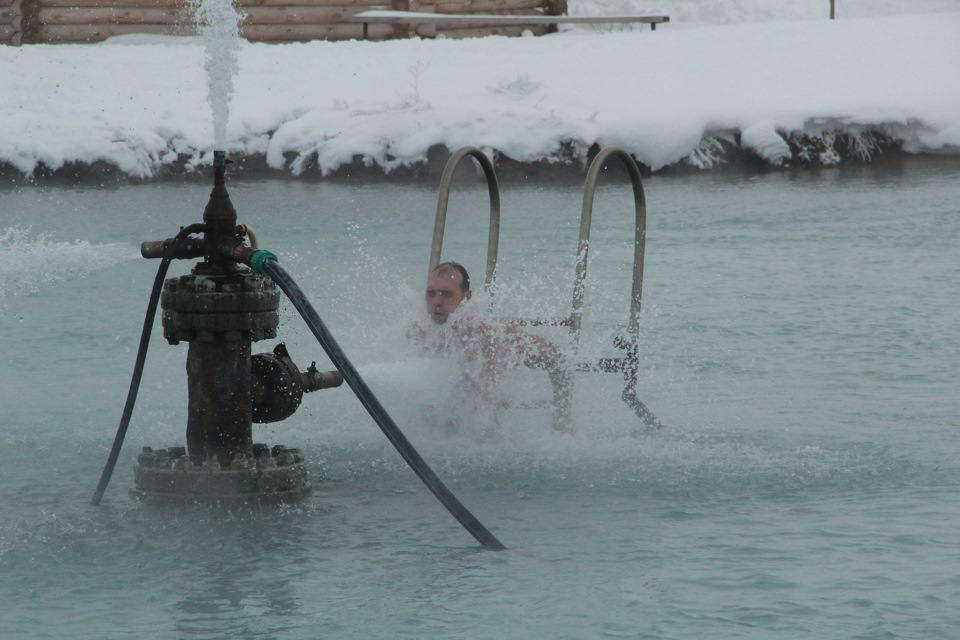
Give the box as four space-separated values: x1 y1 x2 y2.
261 259 506 551
90 224 206 507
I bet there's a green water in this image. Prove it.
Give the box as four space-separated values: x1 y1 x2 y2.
1 158 959 638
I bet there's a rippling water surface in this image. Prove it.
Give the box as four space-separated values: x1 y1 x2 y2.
1 158 958 639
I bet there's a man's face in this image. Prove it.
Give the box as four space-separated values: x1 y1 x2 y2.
425 270 471 324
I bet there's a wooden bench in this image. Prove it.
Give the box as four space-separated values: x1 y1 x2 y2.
347 9 669 40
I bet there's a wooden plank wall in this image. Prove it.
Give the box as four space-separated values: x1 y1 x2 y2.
1 0 25 44
389 0 566 39
0 0 563 44
239 0 394 43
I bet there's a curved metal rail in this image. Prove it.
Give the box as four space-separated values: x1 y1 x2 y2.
570 147 646 343
429 146 501 289
570 147 661 430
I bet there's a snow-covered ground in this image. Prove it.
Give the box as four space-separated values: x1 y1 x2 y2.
1 0 958 178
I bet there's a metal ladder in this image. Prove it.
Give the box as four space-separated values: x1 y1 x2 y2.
428 146 661 430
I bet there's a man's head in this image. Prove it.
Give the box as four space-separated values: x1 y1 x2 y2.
425 262 471 324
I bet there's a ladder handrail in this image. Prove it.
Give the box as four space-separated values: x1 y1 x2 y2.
570 147 660 429
570 146 647 347
429 147 501 290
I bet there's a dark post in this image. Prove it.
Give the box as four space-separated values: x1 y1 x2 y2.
126 152 314 503
186 340 254 463
160 151 280 465
202 151 239 275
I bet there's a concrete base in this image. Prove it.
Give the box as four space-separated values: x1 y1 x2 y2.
131 444 311 503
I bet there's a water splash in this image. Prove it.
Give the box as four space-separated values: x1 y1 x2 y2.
0 227 138 301
189 0 245 150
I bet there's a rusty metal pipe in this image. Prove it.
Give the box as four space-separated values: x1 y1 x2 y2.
141 236 206 260
302 364 343 392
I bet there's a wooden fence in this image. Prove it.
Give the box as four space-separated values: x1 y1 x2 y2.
0 0 565 45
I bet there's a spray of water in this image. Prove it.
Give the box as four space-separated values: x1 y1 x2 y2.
189 0 244 150
0 227 139 301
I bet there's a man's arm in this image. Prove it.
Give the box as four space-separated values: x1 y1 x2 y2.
503 325 574 433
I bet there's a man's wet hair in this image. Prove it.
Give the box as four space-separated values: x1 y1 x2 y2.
431 261 471 294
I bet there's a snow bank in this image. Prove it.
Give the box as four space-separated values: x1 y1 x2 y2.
1 9 958 179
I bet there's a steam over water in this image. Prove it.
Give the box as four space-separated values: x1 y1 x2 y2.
1 158 959 638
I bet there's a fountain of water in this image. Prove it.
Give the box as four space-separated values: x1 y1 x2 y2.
89 148 346 505
87 0 341 506
87 0 507 551
190 0 243 151
87 0 659 552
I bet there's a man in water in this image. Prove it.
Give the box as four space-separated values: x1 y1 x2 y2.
408 261 573 434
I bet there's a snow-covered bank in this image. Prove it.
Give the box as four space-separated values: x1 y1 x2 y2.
2 10 958 180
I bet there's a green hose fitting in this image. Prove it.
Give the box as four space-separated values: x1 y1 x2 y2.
249 250 278 274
